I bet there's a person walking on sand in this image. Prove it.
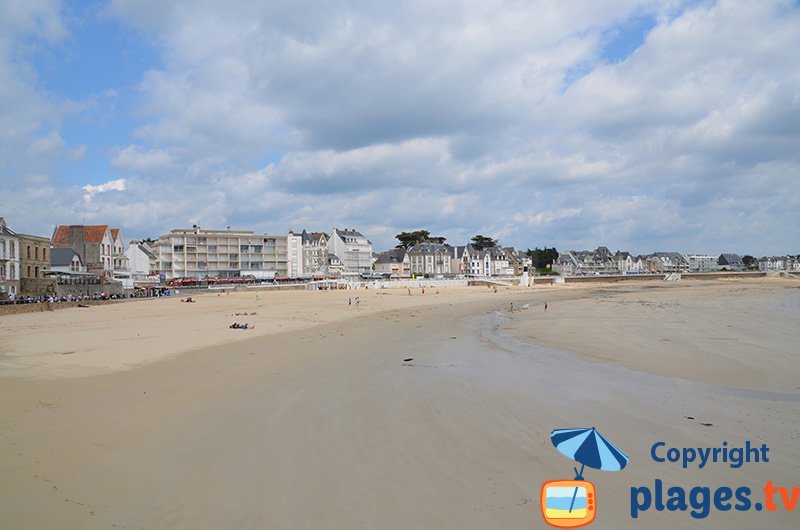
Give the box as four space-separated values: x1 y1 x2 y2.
544 301 548 312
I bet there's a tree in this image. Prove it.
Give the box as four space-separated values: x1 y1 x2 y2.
470 234 497 251
742 255 756 269
526 247 559 269
395 230 446 249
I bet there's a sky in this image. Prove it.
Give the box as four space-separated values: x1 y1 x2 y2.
1 0 798 256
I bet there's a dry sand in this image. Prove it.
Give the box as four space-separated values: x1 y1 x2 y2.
1 279 798 529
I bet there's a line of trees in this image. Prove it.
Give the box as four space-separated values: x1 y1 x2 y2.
395 231 503 251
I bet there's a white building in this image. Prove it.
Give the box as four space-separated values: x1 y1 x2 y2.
0 217 20 298
757 256 799 272
687 254 718 272
155 226 302 280
328 228 373 274
295 230 329 277
407 243 452 276
125 241 158 279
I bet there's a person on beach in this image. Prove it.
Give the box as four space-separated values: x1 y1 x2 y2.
544 302 548 312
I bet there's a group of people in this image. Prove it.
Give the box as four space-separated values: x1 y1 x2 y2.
229 322 253 330
0 292 128 306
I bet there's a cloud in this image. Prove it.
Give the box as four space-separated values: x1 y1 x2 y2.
82 178 126 201
1 0 798 257
111 145 174 173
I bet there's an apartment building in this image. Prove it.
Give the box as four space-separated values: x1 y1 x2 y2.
328 228 373 274
686 254 718 272
155 226 302 280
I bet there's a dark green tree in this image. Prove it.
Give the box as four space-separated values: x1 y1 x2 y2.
395 230 446 249
742 255 757 269
526 247 559 269
470 234 497 251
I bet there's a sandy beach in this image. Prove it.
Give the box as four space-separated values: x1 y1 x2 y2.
1 279 798 529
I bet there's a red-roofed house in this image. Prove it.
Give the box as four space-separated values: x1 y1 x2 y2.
52 225 123 277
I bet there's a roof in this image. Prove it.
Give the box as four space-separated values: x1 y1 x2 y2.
719 253 743 264
375 248 407 264
408 242 451 254
300 229 328 244
135 244 157 260
52 225 110 245
111 228 121 241
0 217 17 237
16 233 51 242
50 247 82 267
334 228 365 239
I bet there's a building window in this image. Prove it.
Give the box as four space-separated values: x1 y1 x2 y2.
35 247 39 260
42 248 46 260
35 266 39 278
27 246 31 259
27 266 31 277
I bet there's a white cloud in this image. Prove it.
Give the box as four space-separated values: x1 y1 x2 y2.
82 178 127 201
2 0 799 256
111 145 174 173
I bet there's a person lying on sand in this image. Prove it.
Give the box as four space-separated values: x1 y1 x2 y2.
181 297 196 303
229 322 254 330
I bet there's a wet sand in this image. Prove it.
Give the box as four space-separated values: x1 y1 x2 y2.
1 279 798 529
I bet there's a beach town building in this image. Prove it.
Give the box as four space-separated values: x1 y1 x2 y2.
504 247 529 276
644 252 689 273
451 246 469 276
613 251 645 273
487 247 515 276
757 256 800 272
718 253 745 271
554 247 616 276
50 248 85 274
454 244 514 277
327 228 373 274
294 230 329 277
52 225 120 278
686 254 719 273
18 233 55 295
326 253 344 275
154 226 303 280
0 217 20 299
125 241 158 279
407 243 452 277
373 248 411 277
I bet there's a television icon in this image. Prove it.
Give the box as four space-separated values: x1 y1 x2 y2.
540 480 596 528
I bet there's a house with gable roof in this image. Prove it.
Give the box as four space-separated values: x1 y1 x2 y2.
52 225 121 278
718 253 745 271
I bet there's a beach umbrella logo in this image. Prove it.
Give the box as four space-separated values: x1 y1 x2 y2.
540 427 629 528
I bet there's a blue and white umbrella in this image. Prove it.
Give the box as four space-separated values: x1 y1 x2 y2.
550 427 629 513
